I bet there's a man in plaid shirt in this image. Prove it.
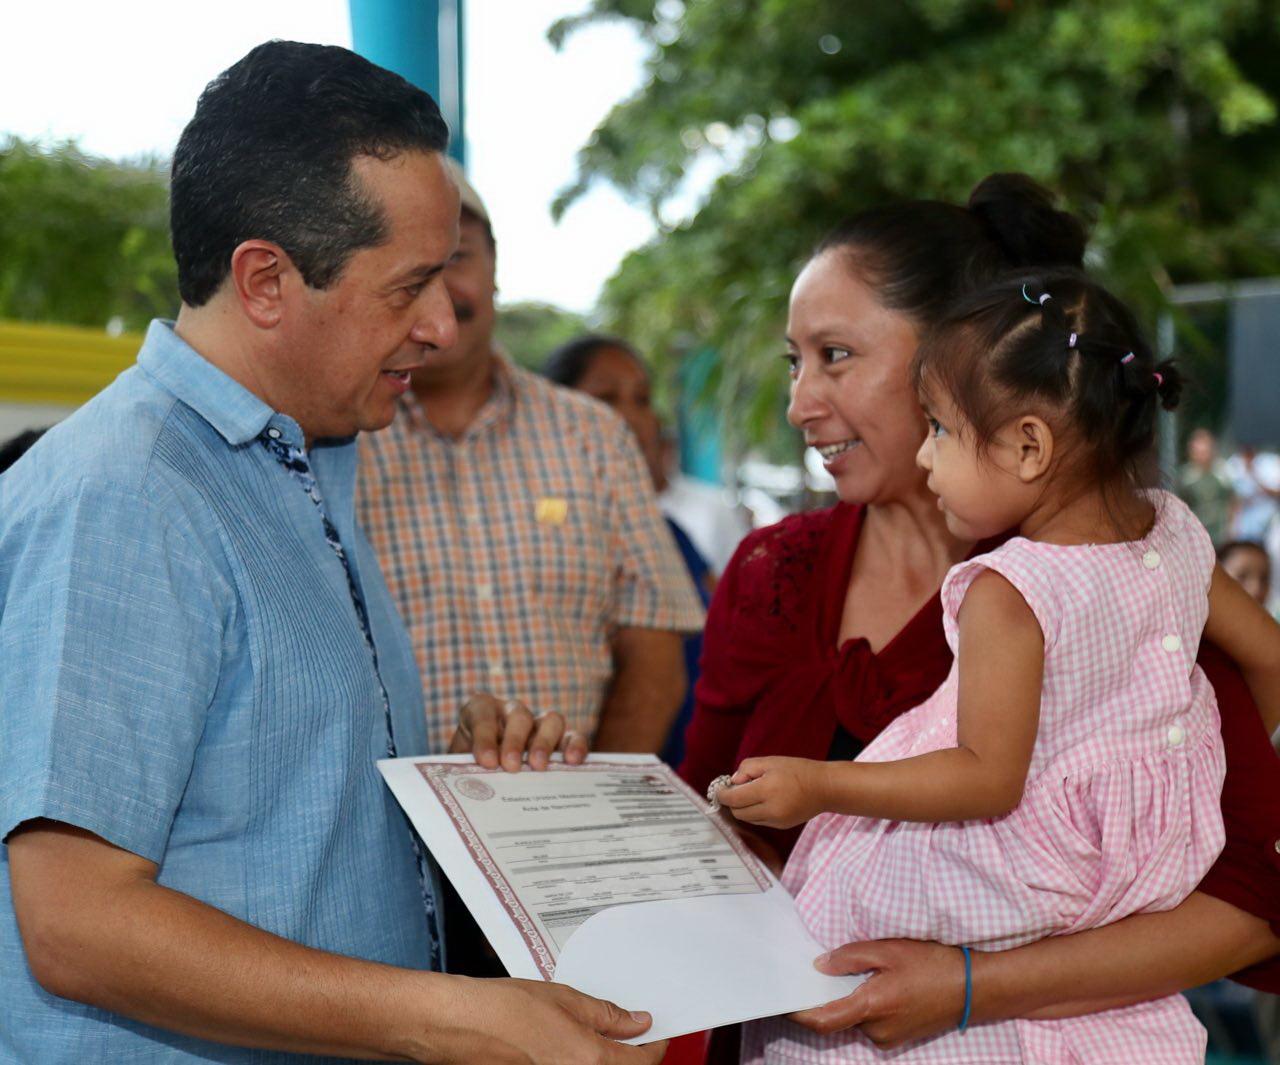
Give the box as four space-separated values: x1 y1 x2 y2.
358 162 704 755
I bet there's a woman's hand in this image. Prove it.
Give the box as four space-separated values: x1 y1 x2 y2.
788 940 966 1049
447 693 590 771
717 756 830 829
790 894 1280 1049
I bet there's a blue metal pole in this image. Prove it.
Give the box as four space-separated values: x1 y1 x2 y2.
349 0 465 164
438 0 465 165
678 347 725 485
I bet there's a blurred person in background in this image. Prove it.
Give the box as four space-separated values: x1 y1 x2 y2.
1229 445 1280 611
357 164 703 761
1219 540 1274 610
543 334 714 767
1228 444 1280 542
1178 427 1236 546
660 461 753 578
0 428 46 475
541 333 749 580
359 178 700 990
543 334 667 489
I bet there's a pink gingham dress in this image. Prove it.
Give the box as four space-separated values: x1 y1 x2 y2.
745 491 1226 1064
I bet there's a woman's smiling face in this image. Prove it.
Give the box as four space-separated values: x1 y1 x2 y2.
785 250 929 506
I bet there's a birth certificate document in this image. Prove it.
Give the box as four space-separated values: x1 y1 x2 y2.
378 754 861 1043
412 758 769 977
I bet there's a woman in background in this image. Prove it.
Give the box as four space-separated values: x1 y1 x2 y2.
544 335 713 767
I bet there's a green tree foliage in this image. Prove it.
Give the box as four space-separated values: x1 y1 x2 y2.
495 300 589 370
0 137 177 331
554 0 1280 456
0 138 594 379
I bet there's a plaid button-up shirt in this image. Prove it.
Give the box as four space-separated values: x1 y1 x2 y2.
357 358 705 752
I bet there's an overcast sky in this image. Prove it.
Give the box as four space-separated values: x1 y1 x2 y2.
2 0 658 313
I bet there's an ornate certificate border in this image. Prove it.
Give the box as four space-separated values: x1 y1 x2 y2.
416 760 769 980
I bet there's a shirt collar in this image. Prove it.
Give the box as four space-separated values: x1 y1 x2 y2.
136 320 290 447
397 353 517 442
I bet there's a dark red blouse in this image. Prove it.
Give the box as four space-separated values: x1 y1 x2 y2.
679 503 1280 992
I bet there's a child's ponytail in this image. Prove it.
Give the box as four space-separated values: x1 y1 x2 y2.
914 270 1180 494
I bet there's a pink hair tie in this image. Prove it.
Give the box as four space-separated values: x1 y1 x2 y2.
1120 352 1135 365
1153 372 1164 386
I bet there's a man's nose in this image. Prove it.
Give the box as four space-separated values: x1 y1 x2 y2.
413 284 458 350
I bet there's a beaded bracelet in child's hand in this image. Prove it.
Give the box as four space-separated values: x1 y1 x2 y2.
706 774 734 812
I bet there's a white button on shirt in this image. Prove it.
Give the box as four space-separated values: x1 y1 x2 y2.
1162 634 1182 653
475 583 493 601
1142 549 1161 569
1166 725 1186 747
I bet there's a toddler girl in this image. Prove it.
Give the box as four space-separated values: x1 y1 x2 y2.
724 271 1280 1063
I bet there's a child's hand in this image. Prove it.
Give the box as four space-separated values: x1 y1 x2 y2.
717 757 830 829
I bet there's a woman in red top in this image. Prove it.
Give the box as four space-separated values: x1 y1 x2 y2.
680 173 1280 1052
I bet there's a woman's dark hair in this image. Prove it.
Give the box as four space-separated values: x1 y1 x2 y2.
912 269 1181 493
171 40 450 307
813 173 1088 330
543 334 642 387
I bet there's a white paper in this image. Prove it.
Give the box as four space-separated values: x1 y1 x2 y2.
379 754 864 1043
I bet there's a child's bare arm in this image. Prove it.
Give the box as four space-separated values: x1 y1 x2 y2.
1204 565 1280 738
827 569 1043 821
720 570 1043 828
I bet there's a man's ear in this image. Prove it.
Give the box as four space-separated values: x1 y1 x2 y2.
1014 415 1055 483
228 240 291 328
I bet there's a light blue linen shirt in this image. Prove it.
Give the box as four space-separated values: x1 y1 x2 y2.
0 321 440 1063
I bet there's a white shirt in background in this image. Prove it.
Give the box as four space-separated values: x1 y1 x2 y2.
660 473 753 576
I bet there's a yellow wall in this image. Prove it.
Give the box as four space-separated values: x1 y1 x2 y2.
0 320 142 408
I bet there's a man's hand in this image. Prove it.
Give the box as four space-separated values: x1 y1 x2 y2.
448 693 589 771
414 977 666 1064
717 756 830 829
9 820 664 1063
788 940 966 1049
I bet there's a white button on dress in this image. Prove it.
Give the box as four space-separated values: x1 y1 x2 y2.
1166 725 1186 747
1142 549 1161 569
1162 634 1182 653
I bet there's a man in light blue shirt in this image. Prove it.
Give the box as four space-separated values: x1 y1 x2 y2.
0 41 658 1064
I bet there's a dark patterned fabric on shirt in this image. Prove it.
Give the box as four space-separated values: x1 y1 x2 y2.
258 427 439 967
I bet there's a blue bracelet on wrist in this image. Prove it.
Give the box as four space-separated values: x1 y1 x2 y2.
958 946 973 1033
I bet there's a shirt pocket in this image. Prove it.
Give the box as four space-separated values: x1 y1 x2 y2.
521 489 612 623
